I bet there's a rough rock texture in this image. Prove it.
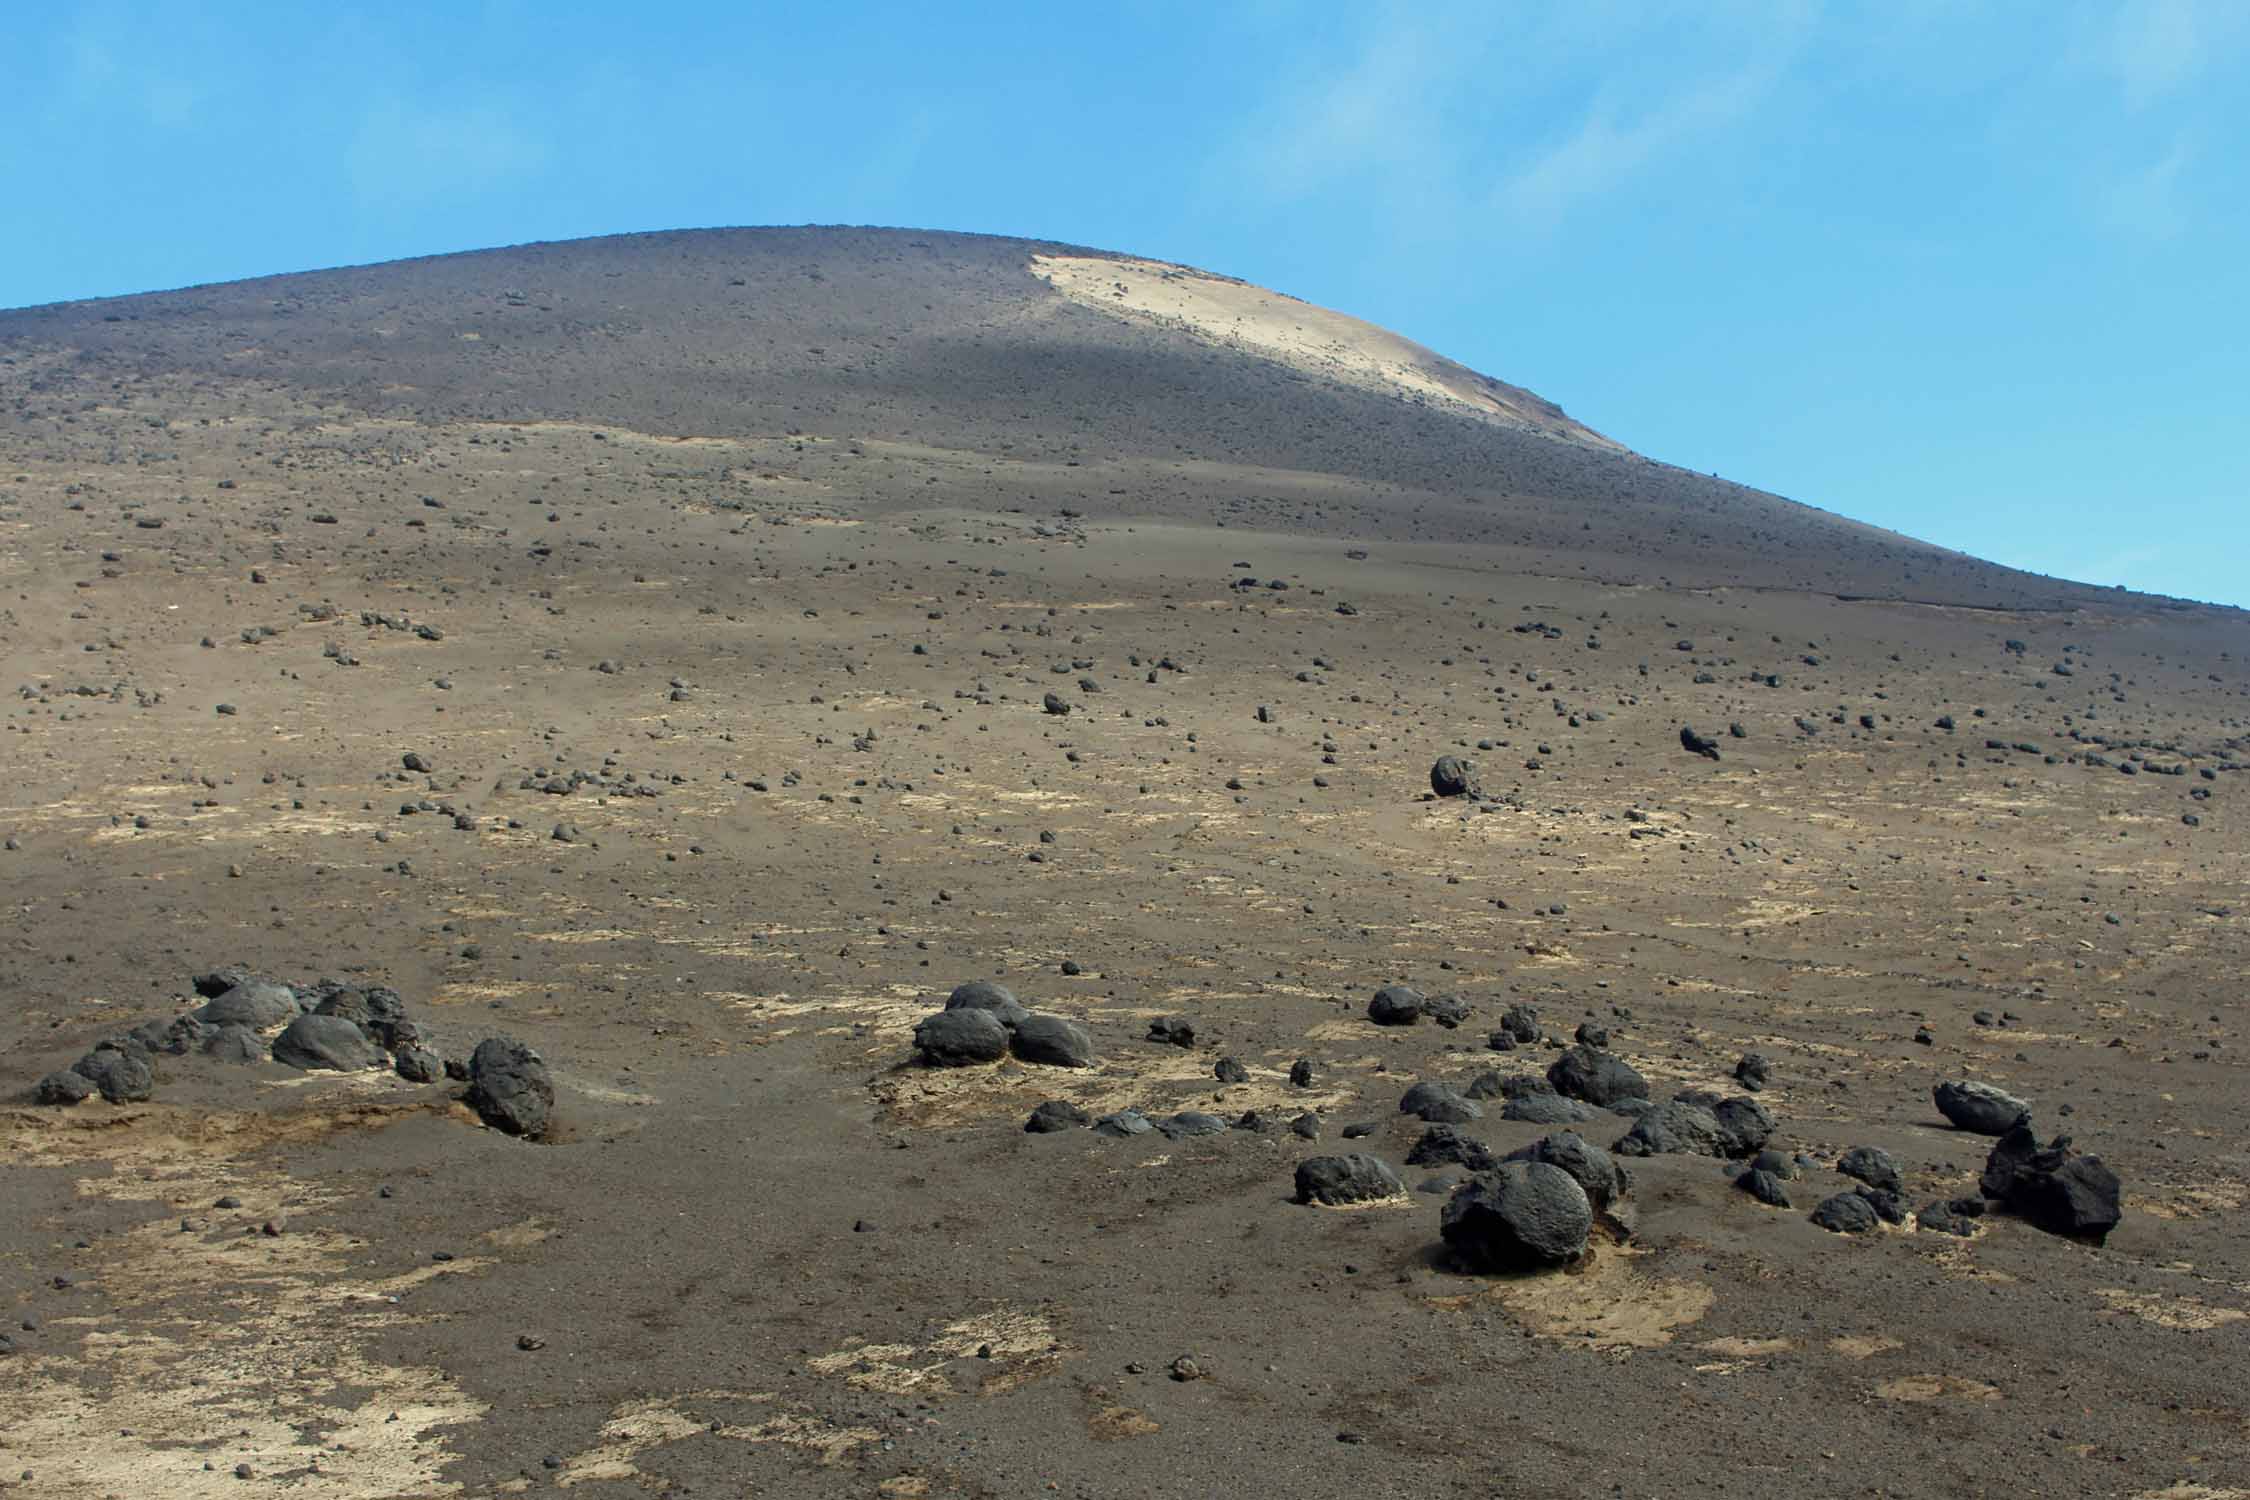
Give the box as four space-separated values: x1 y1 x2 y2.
913 1008 1010 1066
1505 1131 1628 1214
1979 1124 2123 1244
271 1015 381 1071
1441 1162 1593 1270
1547 1045 1649 1107
1009 1014 1094 1068
197 981 302 1030
1367 985 1427 1026
465 1037 555 1139
1935 1080 2031 1135
946 981 1029 1029
1294 1154 1405 1206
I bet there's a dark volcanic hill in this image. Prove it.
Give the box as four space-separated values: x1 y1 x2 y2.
2 229 2246 1500
0 225 2162 608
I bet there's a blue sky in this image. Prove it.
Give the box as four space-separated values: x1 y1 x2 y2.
5 2 2245 605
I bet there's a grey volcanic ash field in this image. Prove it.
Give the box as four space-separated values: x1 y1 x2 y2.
0 228 2244 1498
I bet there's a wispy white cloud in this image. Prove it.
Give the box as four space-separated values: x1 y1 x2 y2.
1211 1 1812 243
2106 0 2215 105
2094 131 2197 239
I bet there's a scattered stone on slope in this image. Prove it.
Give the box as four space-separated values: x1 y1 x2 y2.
1093 1109 1154 1138
196 981 302 1030
1214 1056 1250 1085
1429 756 1477 798
914 1008 1010 1067
1147 1016 1197 1047
1935 1080 2031 1136
1837 1146 1904 1195
1546 1044 1649 1108
1978 1123 2123 1244
1398 1080 1482 1124
1811 1192 1881 1234
71 1045 155 1103
1680 725 1723 762
272 1015 382 1072
1737 1168 1792 1207
34 1070 96 1106
1010 1014 1094 1068
1440 1161 1593 1270
1025 1100 1091 1133
1367 985 1427 1026
1505 1131 1629 1214
946 980 1029 1029
1405 1124 1496 1172
1734 1052 1773 1091
465 1037 555 1139
1294 1154 1405 1206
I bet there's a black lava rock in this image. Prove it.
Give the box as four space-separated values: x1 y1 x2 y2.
1934 1080 2031 1136
1010 1014 1094 1068
196 981 301 1029
1025 1100 1091 1133
1837 1146 1904 1195
1547 1045 1649 1108
1398 1080 1482 1124
71 1046 155 1103
1506 1131 1628 1214
1978 1123 2122 1244
1737 1168 1792 1207
1406 1124 1496 1172
271 1015 381 1071
464 1037 554 1139
1147 1016 1197 1047
1294 1154 1405 1206
1811 1192 1881 1234
914 1008 1010 1066
1367 985 1426 1026
946 980 1029 1029
1441 1162 1593 1270
34 1070 96 1106
1430 756 1477 798
1680 725 1722 761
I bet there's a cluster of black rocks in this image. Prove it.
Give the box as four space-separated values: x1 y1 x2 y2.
28 965 554 1139
913 981 1094 1068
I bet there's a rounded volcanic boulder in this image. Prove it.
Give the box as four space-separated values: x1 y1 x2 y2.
1430 756 1477 798
34 1069 97 1106
197 981 301 1030
1810 1192 1881 1234
1398 1080 1482 1123
1546 1045 1648 1108
1367 985 1426 1026
71 1045 156 1103
1025 1099 1091 1133
945 980 1029 1029
464 1037 555 1138
1837 1146 1903 1195
1294 1153 1406 1206
1441 1161 1593 1271
201 1024 265 1063
1934 1080 2030 1136
271 1015 382 1072
1010 1014 1095 1068
913 1008 1010 1067
1506 1131 1628 1214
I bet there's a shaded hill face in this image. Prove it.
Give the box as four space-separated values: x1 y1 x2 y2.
0 226 2158 608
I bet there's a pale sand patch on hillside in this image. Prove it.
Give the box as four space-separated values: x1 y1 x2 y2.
1031 255 1618 448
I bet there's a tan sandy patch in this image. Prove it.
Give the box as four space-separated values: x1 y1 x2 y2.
1876 1374 2002 1402
806 1308 1071 1397
1030 256 1614 447
1426 1244 1713 1351
1830 1334 1905 1359
2097 1288 2249 1331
